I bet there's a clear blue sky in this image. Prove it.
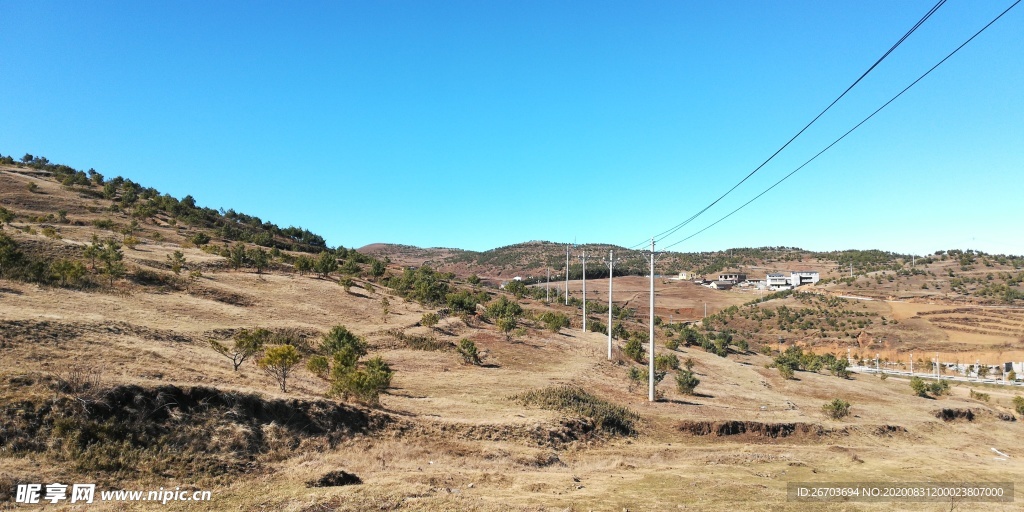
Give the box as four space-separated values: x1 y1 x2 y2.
2 1 1021 255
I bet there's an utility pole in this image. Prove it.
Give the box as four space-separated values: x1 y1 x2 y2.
910 353 913 375
546 268 550 303
581 251 587 334
649 238 656 402
607 249 614 360
850 263 853 278
565 245 570 306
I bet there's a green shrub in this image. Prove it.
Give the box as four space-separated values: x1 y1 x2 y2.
665 338 680 351
675 370 700 395
539 311 570 333
330 356 393 405
623 338 645 363
1013 396 1024 416
189 232 211 246
306 356 330 379
778 365 795 380
822 398 851 419
969 389 990 402
457 339 481 365
654 353 679 372
421 312 440 329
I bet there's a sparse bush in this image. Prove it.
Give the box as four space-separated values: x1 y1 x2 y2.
1013 396 1024 416
467 274 481 285
189 231 211 246
340 277 354 293
27 182 38 193
330 356 393 405
539 311 570 333
258 344 301 392
778 365 795 380
496 316 518 341
969 389 990 402
380 297 390 323
512 385 638 435
421 312 439 329
457 339 481 365
321 325 366 365
623 337 645 363
665 337 679 351
166 250 186 275
675 370 700 395
307 355 330 379
654 353 679 372
822 398 851 419
486 296 523 321
504 279 526 298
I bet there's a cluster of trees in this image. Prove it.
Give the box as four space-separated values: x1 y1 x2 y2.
4 153 331 254
772 345 850 380
909 377 949 398
210 325 394 404
484 296 523 341
0 232 129 288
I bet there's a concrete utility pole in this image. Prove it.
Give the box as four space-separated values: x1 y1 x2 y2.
910 353 913 375
581 251 587 334
565 245 570 306
649 239 656 402
546 268 550 303
607 249 614 360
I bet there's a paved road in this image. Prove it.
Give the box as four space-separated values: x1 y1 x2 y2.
849 365 1024 387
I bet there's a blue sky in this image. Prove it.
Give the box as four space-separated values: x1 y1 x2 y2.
2 1 1021 255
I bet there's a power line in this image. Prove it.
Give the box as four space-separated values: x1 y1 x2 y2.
661 0 1021 251
627 0 947 251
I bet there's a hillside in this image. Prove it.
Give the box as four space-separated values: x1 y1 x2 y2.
2 156 1023 511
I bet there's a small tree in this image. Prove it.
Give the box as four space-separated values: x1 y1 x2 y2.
314 251 338 279
421 312 439 330
675 370 700 395
370 260 386 279
380 297 390 323
1013 396 1024 416
211 328 268 371
249 247 269 274
457 339 482 365
229 242 247 270
496 316 517 341
623 337 645 363
0 206 13 228
321 325 367 363
0 234 23 278
467 274 481 285
167 250 186 275
295 255 313 276
822 398 851 419
189 232 211 246
259 345 301 392
504 280 526 298
910 377 929 397
340 277 354 293
331 356 394 405
27 182 38 193
654 353 680 372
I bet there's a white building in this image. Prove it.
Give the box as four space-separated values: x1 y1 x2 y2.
790 271 820 286
767 273 789 289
